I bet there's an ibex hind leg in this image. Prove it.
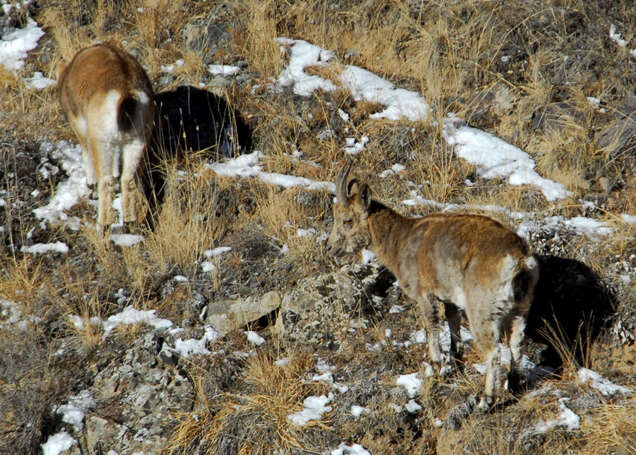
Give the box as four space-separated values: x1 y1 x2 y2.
444 301 464 369
507 314 529 395
121 140 146 231
417 293 444 369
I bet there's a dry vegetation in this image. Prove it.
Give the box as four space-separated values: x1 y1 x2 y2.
0 0 634 454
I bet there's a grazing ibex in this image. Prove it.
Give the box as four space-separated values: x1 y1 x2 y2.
327 162 539 409
57 42 155 233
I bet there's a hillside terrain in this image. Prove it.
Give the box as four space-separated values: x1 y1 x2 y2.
0 1 634 454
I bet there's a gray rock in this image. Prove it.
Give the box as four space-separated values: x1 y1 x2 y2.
531 102 585 134
206 290 281 336
595 117 636 156
276 263 390 347
81 332 194 453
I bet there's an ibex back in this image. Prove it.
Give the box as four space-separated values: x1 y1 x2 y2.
58 42 155 232
327 162 539 409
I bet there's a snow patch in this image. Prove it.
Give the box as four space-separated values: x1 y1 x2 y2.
287 394 332 427
55 390 95 431
206 151 335 193
0 17 44 72
24 71 56 89
102 306 172 335
204 246 232 257
396 372 422 398
110 234 144 247
578 368 630 397
33 141 89 228
245 330 266 346
351 405 369 418
530 398 580 435
172 326 220 357
41 432 77 455
208 64 240 76
21 242 69 255
442 118 570 201
331 443 371 455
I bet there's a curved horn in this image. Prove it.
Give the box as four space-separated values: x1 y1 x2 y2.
336 160 353 200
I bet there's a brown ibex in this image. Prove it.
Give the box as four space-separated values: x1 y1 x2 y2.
327 162 539 409
57 42 155 233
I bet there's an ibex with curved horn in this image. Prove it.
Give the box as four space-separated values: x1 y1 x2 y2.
327 162 539 409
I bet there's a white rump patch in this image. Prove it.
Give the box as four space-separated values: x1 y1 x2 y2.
75 115 88 137
98 90 123 147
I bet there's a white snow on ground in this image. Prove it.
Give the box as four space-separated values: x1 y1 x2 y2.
0 299 22 327
331 443 371 455
20 241 69 255
208 64 240 76
379 163 406 178
351 405 369 418
201 261 216 272
441 117 570 201
102 306 173 335
206 151 335 192
609 24 636 60
287 394 333 427
32 140 615 247
160 59 184 73
277 38 337 96
609 24 628 47
405 399 422 413
245 330 266 346
204 246 232 257
342 66 430 121
621 214 636 225
33 141 89 228
172 326 220 357
69 307 174 337
578 368 631 397
361 249 376 265
517 215 613 239
277 38 430 122
24 71 56 89
344 136 369 155
396 373 423 398
40 432 77 455
0 16 44 71
529 398 580 435
55 390 95 431
110 233 144 247
276 37 569 200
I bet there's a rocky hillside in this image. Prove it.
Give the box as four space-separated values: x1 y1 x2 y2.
0 1 634 454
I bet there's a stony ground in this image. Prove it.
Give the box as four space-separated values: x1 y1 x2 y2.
0 1 634 454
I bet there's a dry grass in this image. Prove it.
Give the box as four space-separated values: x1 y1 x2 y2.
581 398 636 454
168 350 330 454
0 0 634 453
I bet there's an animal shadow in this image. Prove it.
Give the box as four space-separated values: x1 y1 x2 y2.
525 254 617 370
140 85 253 224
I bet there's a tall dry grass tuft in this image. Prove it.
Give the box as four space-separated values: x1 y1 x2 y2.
234 0 284 79
145 159 227 273
168 351 328 454
581 398 636 454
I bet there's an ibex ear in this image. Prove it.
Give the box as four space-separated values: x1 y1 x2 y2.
358 183 371 210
